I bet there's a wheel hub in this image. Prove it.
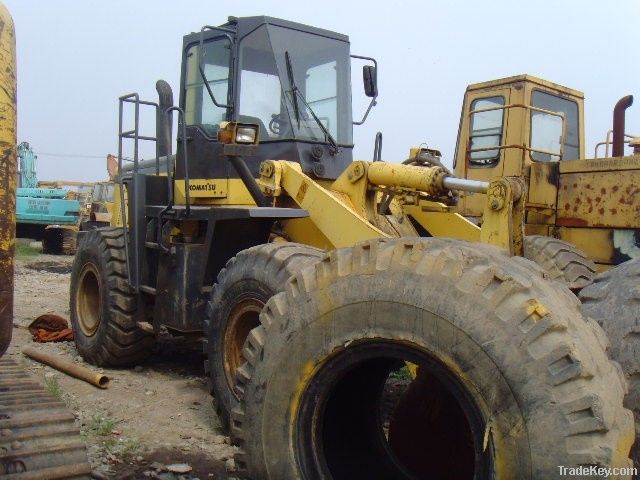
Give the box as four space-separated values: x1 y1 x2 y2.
75 263 102 337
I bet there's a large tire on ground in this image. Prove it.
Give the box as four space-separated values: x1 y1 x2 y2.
70 227 153 366
204 242 323 432
232 238 634 479
523 235 596 290
580 258 640 476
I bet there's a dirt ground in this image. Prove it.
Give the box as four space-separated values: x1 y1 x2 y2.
6 246 239 479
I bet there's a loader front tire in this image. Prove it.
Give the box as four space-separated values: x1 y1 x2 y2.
232 238 634 479
204 242 323 432
523 235 596 290
70 227 153 366
580 258 640 475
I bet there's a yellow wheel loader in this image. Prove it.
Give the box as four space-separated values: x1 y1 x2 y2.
70 16 635 479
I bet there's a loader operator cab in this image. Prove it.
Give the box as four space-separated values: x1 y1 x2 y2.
452 75 585 218
178 16 377 186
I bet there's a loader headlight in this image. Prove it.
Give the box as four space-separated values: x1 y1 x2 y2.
218 122 260 145
235 126 258 144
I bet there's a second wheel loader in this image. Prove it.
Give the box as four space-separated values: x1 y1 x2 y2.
70 16 635 479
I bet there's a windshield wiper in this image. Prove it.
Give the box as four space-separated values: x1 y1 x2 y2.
285 51 339 154
285 52 301 128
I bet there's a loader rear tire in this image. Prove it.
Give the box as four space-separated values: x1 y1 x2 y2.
523 235 596 290
580 258 640 476
70 227 153 366
204 242 323 432
232 238 634 480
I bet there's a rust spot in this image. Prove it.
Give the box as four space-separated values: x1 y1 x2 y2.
557 217 589 227
595 196 601 202
572 205 578 212
588 205 593 213
573 183 578 188
564 203 571 210
575 197 582 204
598 208 605 215
601 187 606 195
586 196 592 204
612 185 619 193
619 196 632 205
562 185 568 190
610 208 617 215
585 183 592 189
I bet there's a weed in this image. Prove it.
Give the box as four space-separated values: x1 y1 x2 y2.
388 364 413 381
90 414 115 436
119 437 141 456
15 242 40 259
44 376 63 400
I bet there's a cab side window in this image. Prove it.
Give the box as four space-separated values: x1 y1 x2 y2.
530 90 579 161
468 96 505 167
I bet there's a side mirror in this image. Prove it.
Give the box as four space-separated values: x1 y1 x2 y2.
363 65 377 98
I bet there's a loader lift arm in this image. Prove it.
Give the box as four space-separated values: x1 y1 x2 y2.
257 158 525 256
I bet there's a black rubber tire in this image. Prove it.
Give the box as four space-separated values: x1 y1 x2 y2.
204 242 323 432
70 227 153 366
42 228 76 255
580 258 640 476
61 228 77 255
42 228 62 255
523 235 596 290
231 238 634 479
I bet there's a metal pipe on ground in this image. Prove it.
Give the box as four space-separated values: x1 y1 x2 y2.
22 346 110 389
0 1 17 358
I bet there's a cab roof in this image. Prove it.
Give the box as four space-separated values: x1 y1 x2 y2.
466 74 584 99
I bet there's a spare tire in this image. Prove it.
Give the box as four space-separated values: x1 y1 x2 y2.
232 238 634 479
580 258 640 476
204 242 323 432
523 235 596 290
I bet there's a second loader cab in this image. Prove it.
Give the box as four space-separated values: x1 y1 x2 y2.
452 75 585 220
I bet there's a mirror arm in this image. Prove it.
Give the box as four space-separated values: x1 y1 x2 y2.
353 97 377 126
351 54 378 126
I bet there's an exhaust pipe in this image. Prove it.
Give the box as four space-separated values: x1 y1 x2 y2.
0 1 17 358
612 95 633 157
155 79 174 163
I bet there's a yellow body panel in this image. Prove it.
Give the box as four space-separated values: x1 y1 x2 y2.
559 155 640 174
557 171 640 228
0 0 16 355
557 227 617 266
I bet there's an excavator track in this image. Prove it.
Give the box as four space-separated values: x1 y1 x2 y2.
0 357 91 479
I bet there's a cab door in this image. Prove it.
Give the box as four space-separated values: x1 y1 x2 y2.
454 87 515 217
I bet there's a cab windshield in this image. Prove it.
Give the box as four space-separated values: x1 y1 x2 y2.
237 24 352 145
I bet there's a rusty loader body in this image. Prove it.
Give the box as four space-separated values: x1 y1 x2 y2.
453 74 640 270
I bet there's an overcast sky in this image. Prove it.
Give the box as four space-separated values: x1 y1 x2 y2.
5 0 640 182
